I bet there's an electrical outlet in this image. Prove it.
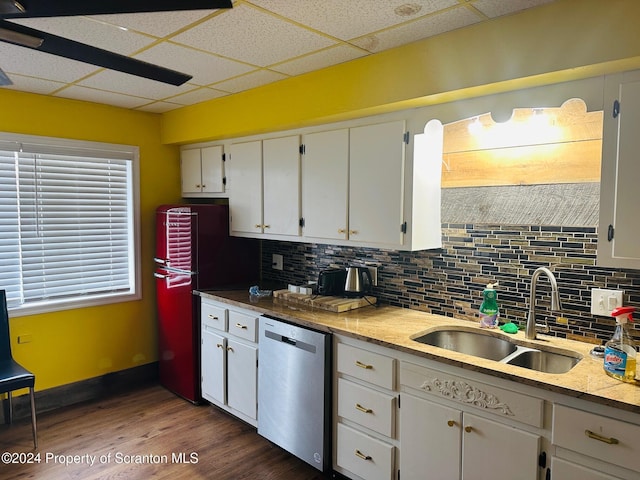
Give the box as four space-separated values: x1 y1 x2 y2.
590 288 623 316
272 254 283 271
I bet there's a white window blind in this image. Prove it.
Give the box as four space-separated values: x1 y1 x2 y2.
0 133 139 314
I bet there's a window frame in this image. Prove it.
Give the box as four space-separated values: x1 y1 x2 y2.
0 132 141 317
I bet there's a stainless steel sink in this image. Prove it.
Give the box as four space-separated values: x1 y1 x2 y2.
412 328 582 373
412 329 518 361
504 349 581 374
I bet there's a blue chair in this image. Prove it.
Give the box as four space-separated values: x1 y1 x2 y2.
0 290 37 448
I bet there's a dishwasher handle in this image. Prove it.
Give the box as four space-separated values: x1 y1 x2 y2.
264 329 316 354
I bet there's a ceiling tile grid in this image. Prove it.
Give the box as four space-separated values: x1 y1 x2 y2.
0 0 558 113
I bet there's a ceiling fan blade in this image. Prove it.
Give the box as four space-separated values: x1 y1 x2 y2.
0 0 232 18
0 65 12 85
0 20 192 85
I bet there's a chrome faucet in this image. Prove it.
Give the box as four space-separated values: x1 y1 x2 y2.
526 267 562 340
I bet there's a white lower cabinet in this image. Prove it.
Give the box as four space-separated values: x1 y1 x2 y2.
201 298 258 426
400 387 540 480
334 338 398 480
551 404 640 480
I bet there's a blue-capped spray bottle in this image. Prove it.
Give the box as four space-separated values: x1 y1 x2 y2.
479 283 499 328
604 306 637 383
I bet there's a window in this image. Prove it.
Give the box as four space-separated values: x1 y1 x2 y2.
0 133 140 316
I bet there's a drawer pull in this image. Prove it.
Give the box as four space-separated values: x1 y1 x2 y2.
464 426 473 433
585 429 619 445
355 450 372 461
355 403 373 414
355 360 373 370
227 346 234 353
235 323 248 330
208 314 219 320
447 420 456 427
216 343 224 348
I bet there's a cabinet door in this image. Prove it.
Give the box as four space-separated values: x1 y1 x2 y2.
301 129 349 240
599 76 640 267
263 135 300 236
201 326 226 405
400 393 461 480
181 148 203 194
228 140 263 234
462 413 539 480
201 145 224 194
349 120 405 246
227 339 257 420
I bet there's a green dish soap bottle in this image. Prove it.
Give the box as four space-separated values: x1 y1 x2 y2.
479 283 499 328
604 306 637 383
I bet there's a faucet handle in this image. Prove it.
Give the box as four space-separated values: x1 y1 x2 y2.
535 319 550 335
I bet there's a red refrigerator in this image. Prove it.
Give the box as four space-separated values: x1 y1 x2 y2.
154 204 259 403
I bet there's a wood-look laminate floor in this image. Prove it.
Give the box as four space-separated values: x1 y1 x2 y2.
0 384 328 480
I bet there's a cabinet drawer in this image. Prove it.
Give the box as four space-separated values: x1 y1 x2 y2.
201 301 227 331
551 457 621 480
337 423 394 480
228 309 258 342
338 378 396 437
337 343 396 390
553 404 640 473
400 361 544 428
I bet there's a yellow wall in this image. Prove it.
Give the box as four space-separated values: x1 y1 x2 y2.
0 90 182 391
162 0 640 145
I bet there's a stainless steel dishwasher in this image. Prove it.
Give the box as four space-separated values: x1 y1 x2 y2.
257 315 331 473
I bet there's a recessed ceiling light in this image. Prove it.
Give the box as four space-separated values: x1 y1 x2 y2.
394 3 422 17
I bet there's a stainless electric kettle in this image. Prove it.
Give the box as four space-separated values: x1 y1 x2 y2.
344 266 373 297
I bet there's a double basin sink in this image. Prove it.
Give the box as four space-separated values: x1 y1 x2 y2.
412 327 582 374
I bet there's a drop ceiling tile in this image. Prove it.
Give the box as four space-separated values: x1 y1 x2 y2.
134 43 254 86
172 3 336 67
0 43 99 82
0 75 66 95
471 0 556 18
352 7 482 53
89 10 220 38
164 87 229 105
54 85 151 109
213 69 288 93
270 44 368 76
78 70 197 99
8 16 155 55
248 0 460 40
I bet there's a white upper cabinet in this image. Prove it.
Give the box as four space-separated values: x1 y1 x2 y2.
263 135 301 237
299 119 442 250
301 128 349 241
227 136 301 238
181 145 225 197
599 70 640 268
228 140 263 235
187 111 443 250
349 120 406 246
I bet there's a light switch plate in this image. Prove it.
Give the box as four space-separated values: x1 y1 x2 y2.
590 288 623 316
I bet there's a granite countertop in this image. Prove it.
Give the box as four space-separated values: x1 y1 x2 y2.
197 289 640 414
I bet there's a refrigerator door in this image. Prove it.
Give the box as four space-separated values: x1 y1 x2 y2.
155 267 199 402
155 205 197 272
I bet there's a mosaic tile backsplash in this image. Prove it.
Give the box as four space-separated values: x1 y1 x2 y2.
261 224 640 345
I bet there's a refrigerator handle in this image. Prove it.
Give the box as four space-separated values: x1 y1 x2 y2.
154 272 168 279
154 257 167 265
